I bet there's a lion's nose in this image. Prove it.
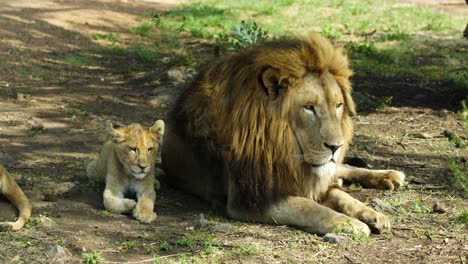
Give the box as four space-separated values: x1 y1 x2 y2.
137 164 147 171
324 143 343 154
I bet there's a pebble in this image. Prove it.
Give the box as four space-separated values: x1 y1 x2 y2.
432 202 447 214
369 198 398 215
323 233 350 244
46 245 66 259
212 223 231 233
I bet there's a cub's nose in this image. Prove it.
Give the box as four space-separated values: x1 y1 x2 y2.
324 143 343 154
137 164 147 171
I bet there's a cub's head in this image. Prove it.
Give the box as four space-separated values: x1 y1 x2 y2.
106 120 165 179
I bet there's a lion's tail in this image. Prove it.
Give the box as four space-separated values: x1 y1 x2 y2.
0 168 32 231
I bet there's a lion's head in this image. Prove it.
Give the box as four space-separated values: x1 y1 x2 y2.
107 120 164 179
168 33 355 210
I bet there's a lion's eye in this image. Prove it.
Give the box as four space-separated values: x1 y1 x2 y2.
148 147 154 152
336 103 343 109
129 147 137 152
304 105 316 115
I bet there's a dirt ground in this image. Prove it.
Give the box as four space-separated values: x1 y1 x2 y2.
0 0 467 263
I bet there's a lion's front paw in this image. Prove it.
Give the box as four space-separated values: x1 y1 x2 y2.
333 216 371 236
359 210 391 234
365 170 405 190
133 206 157 224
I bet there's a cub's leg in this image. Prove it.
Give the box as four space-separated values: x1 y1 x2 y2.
336 164 405 190
229 195 370 236
321 187 390 234
0 167 32 231
103 176 136 213
132 185 157 224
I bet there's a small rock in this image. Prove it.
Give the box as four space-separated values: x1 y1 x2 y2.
323 233 350 244
212 223 231 233
195 213 209 229
369 198 398 215
167 68 186 84
28 118 45 131
46 245 66 259
16 92 25 100
432 202 447 214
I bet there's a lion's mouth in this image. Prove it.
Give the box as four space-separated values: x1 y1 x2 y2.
309 159 335 167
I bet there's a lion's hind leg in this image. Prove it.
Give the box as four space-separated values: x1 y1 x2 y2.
322 187 390 234
336 164 405 190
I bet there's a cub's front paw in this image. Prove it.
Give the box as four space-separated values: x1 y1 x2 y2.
359 210 391 234
366 170 405 190
133 206 157 224
122 198 137 212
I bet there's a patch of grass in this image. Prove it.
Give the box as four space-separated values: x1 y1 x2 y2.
233 245 257 256
92 33 121 43
28 216 41 226
130 21 156 38
176 232 196 248
320 25 342 40
455 211 468 227
215 20 268 52
82 251 102 264
60 55 95 66
410 197 431 214
11 234 33 246
97 210 115 218
120 240 137 250
56 237 65 247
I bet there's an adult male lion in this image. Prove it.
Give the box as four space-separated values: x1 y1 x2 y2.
162 33 404 235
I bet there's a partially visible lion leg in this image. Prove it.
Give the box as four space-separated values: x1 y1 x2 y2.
0 168 32 231
103 188 136 214
336 164 405 190
322 187 390 234
133 188 157 224
228 196 370 236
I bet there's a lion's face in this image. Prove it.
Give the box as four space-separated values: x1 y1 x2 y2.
107 121 164 179
289 72 345 177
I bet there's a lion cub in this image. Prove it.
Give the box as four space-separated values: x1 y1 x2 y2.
87 120 164 223
0 165 32 231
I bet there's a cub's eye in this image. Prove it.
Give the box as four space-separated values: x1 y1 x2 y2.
336 103 343 109
129 147 137 152
148 147 154 152
303 104 316 114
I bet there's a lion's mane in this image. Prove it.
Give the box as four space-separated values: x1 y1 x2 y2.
170 33 355 211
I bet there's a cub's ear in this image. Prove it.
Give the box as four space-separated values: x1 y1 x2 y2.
150 120 165 140
105 121 126 142
260 67 290 99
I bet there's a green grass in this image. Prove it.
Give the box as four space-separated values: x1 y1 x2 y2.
60 55 95 66
120 240 137 250
92 33 121 42
82 251 102 264
233 245 257 256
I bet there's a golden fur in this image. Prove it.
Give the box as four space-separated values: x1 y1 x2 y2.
87 120 164 223
0 165 32 231
162 33 404 235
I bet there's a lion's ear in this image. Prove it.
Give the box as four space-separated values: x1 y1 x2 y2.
260 67 289 98
106 121 126 142
150 120 165 141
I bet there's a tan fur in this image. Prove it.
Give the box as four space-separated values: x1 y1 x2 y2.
162 33 404 235
0 165 32 231
87 120 164 223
